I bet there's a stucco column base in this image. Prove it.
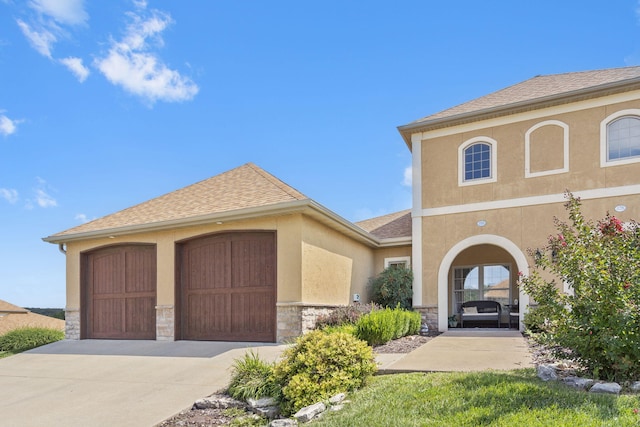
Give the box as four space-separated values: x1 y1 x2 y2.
64 308 80 340
156 305 175 341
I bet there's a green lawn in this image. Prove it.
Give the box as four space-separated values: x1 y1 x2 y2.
311 370 640 426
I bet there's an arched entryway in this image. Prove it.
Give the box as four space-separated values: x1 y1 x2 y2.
437 235 529 331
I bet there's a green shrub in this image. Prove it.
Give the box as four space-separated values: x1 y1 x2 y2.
273 330 376 415
314 303 379 329
520 193 640 382
0 327 64 352
370 266 413 310
355 307 421 345
227 350 278 401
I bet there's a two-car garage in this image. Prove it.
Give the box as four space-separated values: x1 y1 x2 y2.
81 231 277 342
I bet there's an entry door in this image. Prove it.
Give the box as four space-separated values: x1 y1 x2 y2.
178 231 276 342
82 244 157 339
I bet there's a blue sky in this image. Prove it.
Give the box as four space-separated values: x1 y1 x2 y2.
1 0 639 308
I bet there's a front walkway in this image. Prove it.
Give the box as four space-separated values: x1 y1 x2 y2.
377 329 533 373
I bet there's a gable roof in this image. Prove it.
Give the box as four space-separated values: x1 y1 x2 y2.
43 163 388 247
398 66 640 145
0 299 65 335
355 209 411 240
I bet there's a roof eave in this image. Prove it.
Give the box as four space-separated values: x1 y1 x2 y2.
43 199 383 247
397 77 640 148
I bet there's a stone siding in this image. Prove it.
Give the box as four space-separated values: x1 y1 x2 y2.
65 308 80 340
156 305 175 341
276 304 338 343
414 304 438 331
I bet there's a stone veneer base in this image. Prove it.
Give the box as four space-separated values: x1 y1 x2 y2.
64 308 80 340
276 304 337 343
156 305 175 341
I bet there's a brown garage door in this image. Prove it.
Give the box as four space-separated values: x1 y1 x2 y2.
177 231 276 342
82 244 157 339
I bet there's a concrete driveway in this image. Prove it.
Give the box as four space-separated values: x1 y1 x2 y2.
0 340 288 427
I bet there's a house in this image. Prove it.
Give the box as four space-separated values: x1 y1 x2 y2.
0 299 65 336
43 163 411 342
397 66 640 331
44 66 640 341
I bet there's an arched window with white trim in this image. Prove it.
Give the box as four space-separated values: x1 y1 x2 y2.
458 137 497 186
601 109 640 167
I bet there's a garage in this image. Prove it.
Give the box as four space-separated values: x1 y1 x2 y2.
81 244 157 339
177 231 276 342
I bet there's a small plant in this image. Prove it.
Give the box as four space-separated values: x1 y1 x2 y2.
227 350 278 401
355 306 421 345
273 330 376 415
370 266 413 310
0 327 64 353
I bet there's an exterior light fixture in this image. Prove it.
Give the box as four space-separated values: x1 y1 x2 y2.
476 220 487 227
614 205 627 212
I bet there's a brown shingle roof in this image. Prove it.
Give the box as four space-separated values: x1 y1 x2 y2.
49 163 309 239
355 209 411 240
0 299 65 335
399 66 640 140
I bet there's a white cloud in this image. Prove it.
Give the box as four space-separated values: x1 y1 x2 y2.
74 213 94 223
403 165 412 187
29 0 88 26
0 113 20 136
27 177 57 209
16 19 57 58
0 188 18 204
60 56 89 82
95 6 199 104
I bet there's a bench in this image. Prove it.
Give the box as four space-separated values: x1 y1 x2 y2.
459 300 502 328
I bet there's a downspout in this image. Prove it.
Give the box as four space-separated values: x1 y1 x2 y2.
58 243 66 254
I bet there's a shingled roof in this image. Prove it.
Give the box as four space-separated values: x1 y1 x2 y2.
0 299 65 335
355 209 411 240
398 66 640 144
45 163 311 241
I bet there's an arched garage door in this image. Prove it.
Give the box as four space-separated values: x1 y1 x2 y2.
81 244 157 339
177 231 276 342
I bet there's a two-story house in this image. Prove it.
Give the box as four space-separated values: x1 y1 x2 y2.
398 66 640 331
44 66 640 342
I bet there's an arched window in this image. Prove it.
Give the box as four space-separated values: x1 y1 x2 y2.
600 109 640 167
458 137 497 186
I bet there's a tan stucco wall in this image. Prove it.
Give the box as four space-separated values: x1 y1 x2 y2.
372 246 412 272
415 93 640 310
300 216 376 305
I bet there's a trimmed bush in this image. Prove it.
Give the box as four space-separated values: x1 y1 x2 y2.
273 330 376 415
355 307 421 346
227 350 278 401
314 303 379 329
520 193 640 382
0 327 64 353
370 266 413 310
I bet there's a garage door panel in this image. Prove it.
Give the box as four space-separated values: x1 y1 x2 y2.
125 248 156 293
179 231 276 342
125 296 156 336
187 241 228 290
186 294 229 339
92 252 123 295
92 298 123 337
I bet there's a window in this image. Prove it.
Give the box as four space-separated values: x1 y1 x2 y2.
600 109 640 167
458 137 497 186
524 120 569 178
384 256 410 269
453 264 510 313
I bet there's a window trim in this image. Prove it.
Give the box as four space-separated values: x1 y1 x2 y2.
458 136 497 186
524 120 569 178
451 263 511 314
600 109 640 168
384 256 411 269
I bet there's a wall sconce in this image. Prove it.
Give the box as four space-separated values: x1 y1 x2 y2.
476 220 487 227
615 205 627 213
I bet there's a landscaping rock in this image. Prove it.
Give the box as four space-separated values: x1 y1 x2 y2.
294 402 326 423
330 404 344 412
561 376 594 390
589 382 622 395
193 394 244 410
329 393 346 404
537 364 558 382
631 381 640 392
248 397 277 408
247 397 280 419
270 419 298 427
